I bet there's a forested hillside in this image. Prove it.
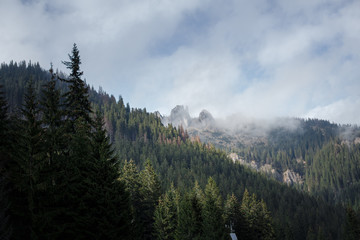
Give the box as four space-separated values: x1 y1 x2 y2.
1 45 359 239
226 119 360 208
163 104 360 209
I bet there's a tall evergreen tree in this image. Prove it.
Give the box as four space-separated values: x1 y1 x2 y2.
176 183 203 240
61 43 92 126
241 189 275 240
0 85 13 240
201 177 227 240
153 184 179 240
91 110 133 239
120 159 143 240
10 79 44 239
224 193 242 235
34 66 66 238
140 160 161 240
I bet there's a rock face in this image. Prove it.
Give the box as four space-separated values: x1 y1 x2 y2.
162 105 191 128
198 109 215 127
162 105 215 129
282 169 303 185
229 153 282 181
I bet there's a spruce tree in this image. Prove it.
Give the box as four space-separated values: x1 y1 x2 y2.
61 43 92 126
224 194 242 234
241 189 275 240
140 160 161 240
175 184 203 240
120 159 143 240
35 66 66 238
201 177 227 240
91 111 133 239
10 79 44 239
153 184 179 240
0 85 13 240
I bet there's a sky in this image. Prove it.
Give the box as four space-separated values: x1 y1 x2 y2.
1 0 360 125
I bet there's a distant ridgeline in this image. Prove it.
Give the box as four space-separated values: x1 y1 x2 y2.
1 58 360 240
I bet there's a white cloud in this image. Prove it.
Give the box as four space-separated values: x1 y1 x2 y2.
1 0 360 124
304 97 360 125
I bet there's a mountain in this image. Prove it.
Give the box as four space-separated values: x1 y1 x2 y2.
163 105 360 207
1 60 357 239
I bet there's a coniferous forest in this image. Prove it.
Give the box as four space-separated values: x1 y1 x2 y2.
1 44 360 239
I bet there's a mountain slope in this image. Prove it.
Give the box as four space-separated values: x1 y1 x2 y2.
163 105 360 208
0 61 350 239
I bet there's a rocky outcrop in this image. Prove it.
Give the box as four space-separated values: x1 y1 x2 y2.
162 105 191 128
283 169 303 185
162 105 215 130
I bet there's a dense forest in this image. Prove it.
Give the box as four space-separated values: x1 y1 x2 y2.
1 44 360 239
230 118 360 209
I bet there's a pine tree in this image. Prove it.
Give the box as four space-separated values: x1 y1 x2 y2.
153 184 179 240
0 85 11 165
61 43 92 126
91 110 133 239
51 117 92 238
40 66 66 165
201 177 227 240
241 189 275 240
120 159 143 240
176 184 203 240
10 79 45 239
224 194 242 234
140 160 161 240
0 85 12 240
35 66 66 237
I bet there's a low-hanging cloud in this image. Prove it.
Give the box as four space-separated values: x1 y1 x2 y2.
1 0 360 124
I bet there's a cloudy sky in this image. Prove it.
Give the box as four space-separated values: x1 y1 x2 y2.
1 0 360 124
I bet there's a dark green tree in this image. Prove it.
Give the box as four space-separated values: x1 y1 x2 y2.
176 182 203 240
241 189 275 240
224 193 243 236
201 177 227 240
34 66 66 238
10 80 45 239
140 160 161 240
0 85 12 240
61 43 92 126
153 184 179 240
120 159 143 240
91 110 133 239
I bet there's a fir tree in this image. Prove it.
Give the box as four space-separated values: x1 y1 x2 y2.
201 177 227 240
34 66 66 237
0 85 12 240
61 43 92 126
140 160 161 240
91 111 133 239
241 189 275 240
153 184 179 240
224 194 242 234
10 79 44 239
120 159 143 240
176 184 203 240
